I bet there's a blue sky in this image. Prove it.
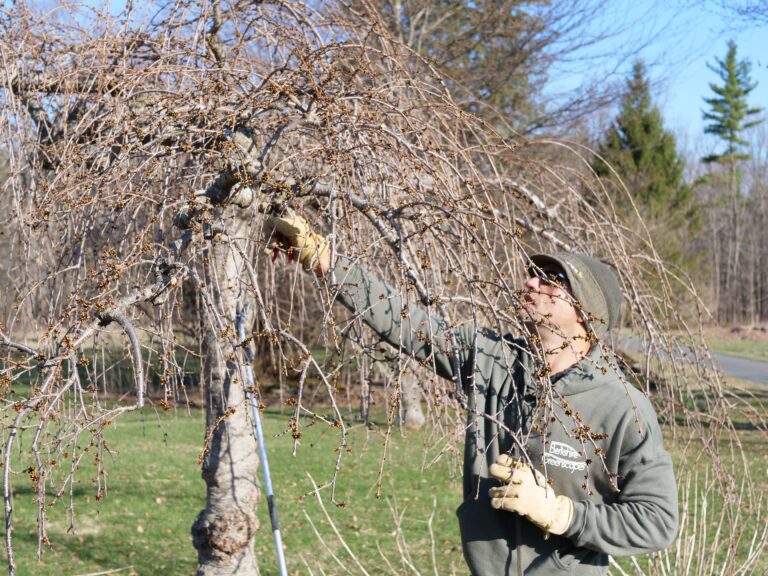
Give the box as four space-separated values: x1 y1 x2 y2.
575 1 767 146
648 6 767 143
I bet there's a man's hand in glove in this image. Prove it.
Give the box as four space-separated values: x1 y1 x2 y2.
488 454 573 536
264 210 330 274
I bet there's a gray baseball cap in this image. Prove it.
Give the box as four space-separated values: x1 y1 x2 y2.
528 253 623 337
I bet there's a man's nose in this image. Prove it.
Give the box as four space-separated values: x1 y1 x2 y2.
525 276 540 290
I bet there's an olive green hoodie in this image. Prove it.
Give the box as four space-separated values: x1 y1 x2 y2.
333 257 678 575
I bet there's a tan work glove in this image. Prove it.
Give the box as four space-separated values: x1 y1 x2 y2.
264 209 329 272
488 454 573 536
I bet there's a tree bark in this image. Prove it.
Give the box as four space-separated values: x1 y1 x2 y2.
191 197 261 575
400 371 426 430
372 359 426 429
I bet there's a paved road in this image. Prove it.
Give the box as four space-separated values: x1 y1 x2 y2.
713 352 768 385
617 336 768 386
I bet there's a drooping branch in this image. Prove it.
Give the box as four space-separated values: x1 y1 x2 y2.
95 312 145 408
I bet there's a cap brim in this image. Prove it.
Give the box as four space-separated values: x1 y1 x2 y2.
528 254 573 285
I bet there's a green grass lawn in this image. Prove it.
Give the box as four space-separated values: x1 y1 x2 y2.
703 327 768 362
707 338 768 361
5 409 206 576
2 397 766 576
2 407 466 576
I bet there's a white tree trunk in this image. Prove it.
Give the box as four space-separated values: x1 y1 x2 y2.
400 372 426 429
191 198 261 575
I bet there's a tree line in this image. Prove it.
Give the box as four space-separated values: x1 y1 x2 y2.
592 41 765 325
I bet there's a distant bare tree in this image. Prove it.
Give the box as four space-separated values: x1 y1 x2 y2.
744 122 768 322
0 2 765 576
350 0 659 134
713 0 768 24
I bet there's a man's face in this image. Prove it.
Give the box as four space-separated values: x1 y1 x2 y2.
520 266 583 335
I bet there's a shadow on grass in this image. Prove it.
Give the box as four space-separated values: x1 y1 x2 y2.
11 528 196 576
12 484 91 498
13 531 128 566
656 387 768 432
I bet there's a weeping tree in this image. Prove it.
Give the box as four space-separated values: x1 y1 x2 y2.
0 2 765 576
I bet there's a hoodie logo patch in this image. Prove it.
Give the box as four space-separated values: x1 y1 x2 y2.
543 442 586 473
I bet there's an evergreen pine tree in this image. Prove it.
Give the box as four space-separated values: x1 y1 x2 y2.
700 40 764 323
703 40 763 168
593 61 696 262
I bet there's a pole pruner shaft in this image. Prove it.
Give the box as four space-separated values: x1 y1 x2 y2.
237 306 288 576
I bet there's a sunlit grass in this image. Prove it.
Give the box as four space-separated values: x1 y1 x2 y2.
703 327 768 362
4 408 205 576
2 406 467 576
2 391 766 576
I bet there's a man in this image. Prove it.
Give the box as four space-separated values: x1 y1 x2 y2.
266 211 678 575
